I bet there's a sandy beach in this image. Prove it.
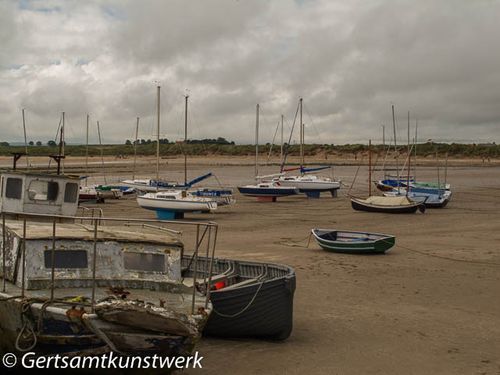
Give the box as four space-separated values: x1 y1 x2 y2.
45 156 498 375
5 155 498 374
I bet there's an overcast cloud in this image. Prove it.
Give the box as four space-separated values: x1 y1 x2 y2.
1 0 499 145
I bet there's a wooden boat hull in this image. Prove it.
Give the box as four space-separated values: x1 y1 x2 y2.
182 256 296 340
350 197 423 214
0 294 201 356
312 229 395 254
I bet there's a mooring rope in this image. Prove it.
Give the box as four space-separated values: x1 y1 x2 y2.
211 280 264 318
277 234 500 267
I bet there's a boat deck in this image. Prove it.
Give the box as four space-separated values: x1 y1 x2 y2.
1 281 206 315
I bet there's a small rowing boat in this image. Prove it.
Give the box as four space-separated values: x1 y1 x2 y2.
311 229 396 254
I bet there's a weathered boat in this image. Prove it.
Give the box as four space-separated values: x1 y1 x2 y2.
311 229 395 254
0 219 211 356
0 171 215 358
350 195 425 214
181 256 296 340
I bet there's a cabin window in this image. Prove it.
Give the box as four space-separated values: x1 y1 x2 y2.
124 252 165 272
5 178 23 199
44 250 88 269
64 183 79 203
27 180 59 201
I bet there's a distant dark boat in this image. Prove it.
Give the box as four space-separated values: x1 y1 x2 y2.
312 229 395 254
182 256 296 340
237 182 299 198
350 196 425 214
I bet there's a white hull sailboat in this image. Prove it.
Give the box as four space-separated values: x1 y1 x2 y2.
134 86 218 219
137 190 217 213
278 98 340 198
274 174 340 192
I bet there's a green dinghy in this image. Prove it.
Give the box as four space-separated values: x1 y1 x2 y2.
311 229 395 254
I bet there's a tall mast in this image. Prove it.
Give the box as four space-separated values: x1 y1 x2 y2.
368 139 372 196
85 114 89 186
96 120 107 184
407 111 410 196
392 105 400 193
57 111 65 175
255 103 259 178
382 124 385 178
414 118 418 181
436 150 440 193
299 98 304 170
156 85 160 183
280 114 284 161
62 112 65 160
444 152 448 192
133 117 139 180
184 95 189 186
22 108 29 169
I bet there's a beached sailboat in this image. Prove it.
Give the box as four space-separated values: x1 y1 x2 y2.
376 116 452 198
238 104 299 201
311 229 395 254
383 187 451 208
274 98 340 198
351 195 424 213
121 96 213 193
179 95 235 205
133 87 219 219
137 190 217 218
378 114 452 208
350 139 425 214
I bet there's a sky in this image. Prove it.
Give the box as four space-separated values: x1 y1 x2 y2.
1 0 499 145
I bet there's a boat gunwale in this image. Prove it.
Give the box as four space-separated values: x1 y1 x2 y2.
311 228 395 243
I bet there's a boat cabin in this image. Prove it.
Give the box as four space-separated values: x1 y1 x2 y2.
1 221 184 291
0 172 80 217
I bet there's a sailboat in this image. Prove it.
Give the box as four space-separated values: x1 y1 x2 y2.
178 95 235 206
135 86 218 219
121 96 212 192
376 112 452 196
378 111 452 208
237 104 299 202
350 139 425 214
273 98 341 198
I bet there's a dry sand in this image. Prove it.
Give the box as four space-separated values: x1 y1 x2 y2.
34 157 500 374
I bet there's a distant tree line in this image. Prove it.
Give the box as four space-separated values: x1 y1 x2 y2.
186 137 234 145
125 138 170 145
0 141 497 159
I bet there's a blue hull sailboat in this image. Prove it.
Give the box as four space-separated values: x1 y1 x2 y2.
238 104 299 202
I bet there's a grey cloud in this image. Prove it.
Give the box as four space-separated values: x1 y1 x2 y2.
0 0 499 145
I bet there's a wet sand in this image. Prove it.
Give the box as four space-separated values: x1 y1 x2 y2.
73 160 500 374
